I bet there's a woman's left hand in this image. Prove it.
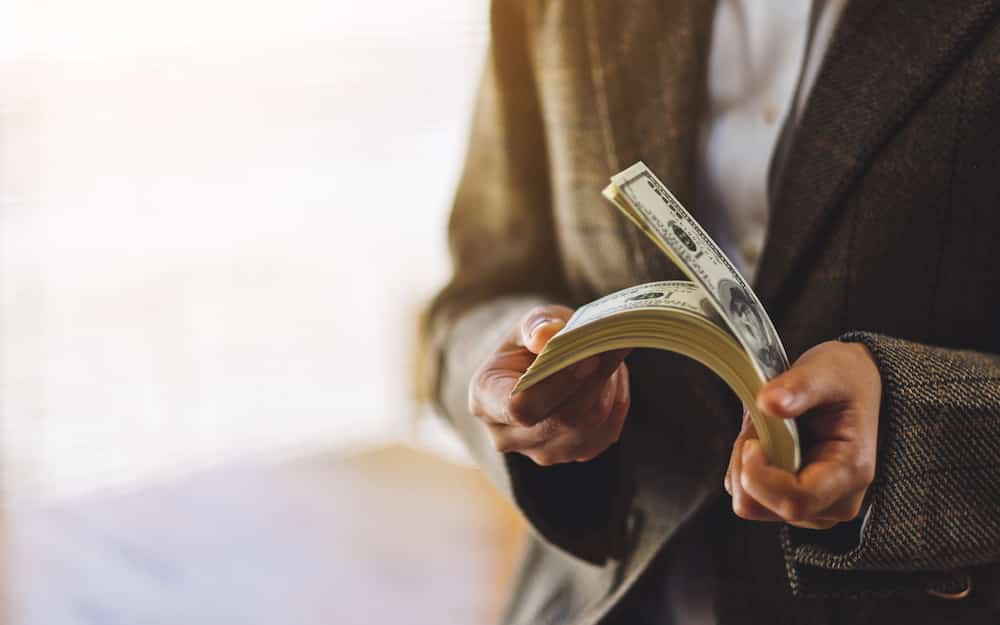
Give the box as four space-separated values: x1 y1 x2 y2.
724 341 882 530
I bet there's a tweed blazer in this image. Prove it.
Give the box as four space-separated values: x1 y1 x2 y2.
422 1 1000 623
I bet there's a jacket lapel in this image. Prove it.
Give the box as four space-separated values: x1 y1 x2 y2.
581 0 716 281
755 0 1000 311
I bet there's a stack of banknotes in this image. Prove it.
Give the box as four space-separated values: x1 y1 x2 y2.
512 162 801 473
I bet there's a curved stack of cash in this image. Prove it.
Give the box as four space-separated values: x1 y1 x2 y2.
512 161 802 472
511 281 800 473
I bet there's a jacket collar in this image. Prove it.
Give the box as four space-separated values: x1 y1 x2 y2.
754 0 1000 312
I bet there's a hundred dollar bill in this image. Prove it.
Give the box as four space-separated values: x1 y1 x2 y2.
603 162 789 381
564 281 728 334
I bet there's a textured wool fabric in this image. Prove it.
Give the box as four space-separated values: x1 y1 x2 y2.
421 0 1000 623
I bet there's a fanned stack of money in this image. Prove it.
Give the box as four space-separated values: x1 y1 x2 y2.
512 162 801 473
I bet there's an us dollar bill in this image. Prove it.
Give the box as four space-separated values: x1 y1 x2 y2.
604 162 789 380
565 281 728 333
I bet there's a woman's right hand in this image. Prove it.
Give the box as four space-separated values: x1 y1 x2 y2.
468 305 631 466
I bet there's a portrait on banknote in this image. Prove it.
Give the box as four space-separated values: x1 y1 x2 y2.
718 278 782 373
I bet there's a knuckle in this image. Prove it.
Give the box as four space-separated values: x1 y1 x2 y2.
574 442 604 463
855 457 876 486
573 435 611 463
799 519 836 530
528 450 559 466
505 404 526 425
606 408 627 439
506 396 537 426
728 441 743 464
598 384 617 415
572 443 603 463
778 497 809 521
732 498 753 520
843 497 865 521
536 417 561 439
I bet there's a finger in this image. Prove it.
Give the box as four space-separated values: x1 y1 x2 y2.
507 349 629 426
487 415 565 455
522 413 602 466
516 305 574 354
787 518 840 530
726 409 753 496
548 356 628 427
520 364 631 465
733 487 784 521
598 365 630 428
504 357 597 425
728 416 782 522
730 439 783 522
532 364 626 461
614 362 629 414
492 365 627 460
740 439 857 522
724 440 735 494
473 367 522 425
567 367 630 462
791 468 869 524
756 348 852 420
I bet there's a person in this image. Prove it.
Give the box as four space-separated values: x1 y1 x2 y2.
420 1 1000 623
718 278 784 374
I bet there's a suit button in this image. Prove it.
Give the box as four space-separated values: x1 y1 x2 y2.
926 572 971 600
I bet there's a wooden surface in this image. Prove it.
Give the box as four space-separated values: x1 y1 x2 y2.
4 446 525 625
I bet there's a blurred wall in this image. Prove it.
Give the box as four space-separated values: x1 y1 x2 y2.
0 0 490 500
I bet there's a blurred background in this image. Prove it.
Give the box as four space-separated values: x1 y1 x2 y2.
1 1 527 623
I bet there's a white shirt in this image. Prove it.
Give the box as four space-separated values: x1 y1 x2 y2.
659 2 849 624
695 0 849 284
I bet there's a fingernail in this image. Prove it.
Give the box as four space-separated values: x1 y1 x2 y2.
529 317 563 341
573 357 599 379
771 388 797 412
742 439 759 465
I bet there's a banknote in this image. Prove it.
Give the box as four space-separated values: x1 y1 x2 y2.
564 281 727 333
605 162 789 380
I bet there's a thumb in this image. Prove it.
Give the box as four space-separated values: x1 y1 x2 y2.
518 305 574 354
756 347 849 419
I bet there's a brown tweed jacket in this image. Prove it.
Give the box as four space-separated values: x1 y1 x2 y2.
422 1 1000 623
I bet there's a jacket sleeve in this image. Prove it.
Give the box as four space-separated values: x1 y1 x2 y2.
781 332 1000 599
420 1 626 566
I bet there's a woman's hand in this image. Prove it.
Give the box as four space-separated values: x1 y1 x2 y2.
725 341 881 529
468 305 631 466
